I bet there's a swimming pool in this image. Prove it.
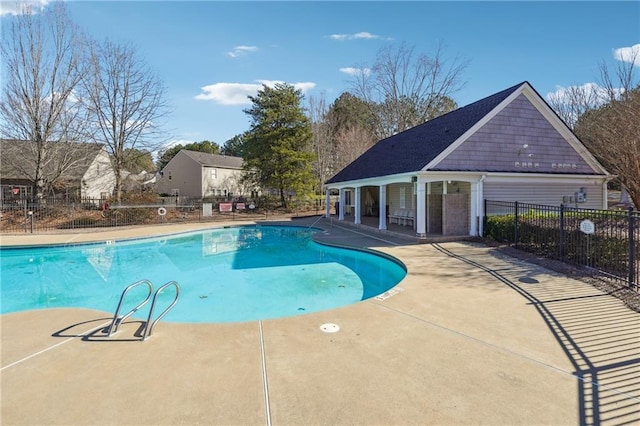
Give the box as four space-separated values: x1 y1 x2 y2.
0 225 406 323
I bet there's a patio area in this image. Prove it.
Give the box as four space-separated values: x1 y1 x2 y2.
326 213 470 243
1 217 639 425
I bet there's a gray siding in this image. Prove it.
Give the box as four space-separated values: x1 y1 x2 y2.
387 184 415 211
156 152 202 197
484 181 604 209
435 94 598 175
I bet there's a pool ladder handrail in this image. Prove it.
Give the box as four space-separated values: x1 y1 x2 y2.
106 279 153 337
106 280 180 341
142 280 180 341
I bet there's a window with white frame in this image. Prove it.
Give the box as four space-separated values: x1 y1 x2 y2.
211 168 217 179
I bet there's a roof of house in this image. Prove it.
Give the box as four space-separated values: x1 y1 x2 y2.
0 139 107 181
326 82 527 184
180 150 244 169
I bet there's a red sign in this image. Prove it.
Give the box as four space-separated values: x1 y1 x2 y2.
236 203 246 210
12 187 19 195
219 202 233 213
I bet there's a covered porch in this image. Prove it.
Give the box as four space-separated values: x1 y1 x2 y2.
324 173 486 240
326 213 475 243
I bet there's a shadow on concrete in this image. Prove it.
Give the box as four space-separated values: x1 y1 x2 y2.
432 242 640 426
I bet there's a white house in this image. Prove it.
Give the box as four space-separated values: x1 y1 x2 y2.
0 139 116 201
324 81 612 238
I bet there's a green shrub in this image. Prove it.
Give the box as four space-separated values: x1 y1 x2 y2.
485 215 515 242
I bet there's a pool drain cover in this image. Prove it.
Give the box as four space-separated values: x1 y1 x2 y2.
320 323 340 333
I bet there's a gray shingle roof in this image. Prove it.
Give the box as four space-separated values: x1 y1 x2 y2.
181 150 244 169
0 139 105 180
326 82 526 184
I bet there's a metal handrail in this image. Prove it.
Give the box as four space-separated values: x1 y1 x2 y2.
142 281 180 341
106 279 153 337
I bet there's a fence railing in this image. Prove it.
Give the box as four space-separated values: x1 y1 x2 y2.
484 200 639 291
0 197 328 234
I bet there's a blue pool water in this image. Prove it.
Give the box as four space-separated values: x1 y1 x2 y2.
0 226 406 323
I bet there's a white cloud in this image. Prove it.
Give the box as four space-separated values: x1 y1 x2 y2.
547 82 603 103
340 67 370 77
547 82 624 105
613 44 640 67
195 80 316 105
0 1 48 16
328 31 385 41
227 45 258 58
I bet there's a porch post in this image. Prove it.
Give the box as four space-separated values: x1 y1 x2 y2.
426 182 431 233
442 181 448 236
338 188 345 221
354 187 361 224
378 185 387 230
325 189 331 218
477 176 486 236
416 180 426 237
470 181 478 236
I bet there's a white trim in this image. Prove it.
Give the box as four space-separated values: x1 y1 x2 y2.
325 172 414 190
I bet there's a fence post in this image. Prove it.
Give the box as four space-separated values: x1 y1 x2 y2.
629 207 635 289
514 201 519 248
559 204 565 261
23 199 27 233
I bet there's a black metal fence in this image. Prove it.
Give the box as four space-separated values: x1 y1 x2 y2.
0 197 329 234
484 200 639 291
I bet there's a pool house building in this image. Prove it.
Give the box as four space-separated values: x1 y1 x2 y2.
323 81 611 238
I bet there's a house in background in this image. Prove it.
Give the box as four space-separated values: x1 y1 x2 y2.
324 81 611 238
156 150 246 198
0 139 116 202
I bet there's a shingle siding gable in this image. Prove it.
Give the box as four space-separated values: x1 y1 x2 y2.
433 94 601 174
325 82 525 184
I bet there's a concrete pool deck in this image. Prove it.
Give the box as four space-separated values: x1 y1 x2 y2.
1 217 639 425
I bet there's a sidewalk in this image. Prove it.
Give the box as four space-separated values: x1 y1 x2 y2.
1 217 638 425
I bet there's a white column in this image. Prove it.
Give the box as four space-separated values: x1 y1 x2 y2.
338 189 345 221
442 181 448 236
354 187 361 224
378 185 387 230
477 177 485 236
470 181 478 236
426 182 431 233
416 180 426 237
325 190 331 218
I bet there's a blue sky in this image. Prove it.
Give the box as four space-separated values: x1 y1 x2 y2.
2 1 639 150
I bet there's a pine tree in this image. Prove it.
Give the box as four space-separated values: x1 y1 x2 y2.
243 84 315 208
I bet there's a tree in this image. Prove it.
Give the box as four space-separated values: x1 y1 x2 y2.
243 83 314 208
221 134 246 157
0 3 89 198
575 87 640 208
156 140 220 170
123 148 155 173
552 49 640 208
350 41 467 139
82 39 170 202
307 93 334 194
326 92 377 171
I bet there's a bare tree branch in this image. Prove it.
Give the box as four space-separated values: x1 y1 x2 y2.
81 39 171 202
350 40 468 139
0 2 89 198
